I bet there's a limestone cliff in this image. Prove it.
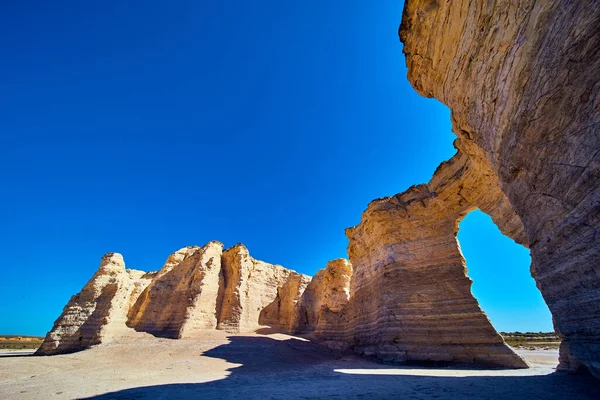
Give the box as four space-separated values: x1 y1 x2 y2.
38 243 308 354
400 0 599 376
36 254 152 355
299 259 353 348
343 150 528 367
126 245 199 330
127 242 224 338
38 0 599 372
217 244 308 332
259 272 311 332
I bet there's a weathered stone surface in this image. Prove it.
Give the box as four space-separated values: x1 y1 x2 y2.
318 259 353 313
217 244 308 332
296 259 352 329
299 259 353 348
38 243 308 353
36 254 151 355
126 246 199 330
400 0 599 376
343 150 528 368
259 272 311 333
259 258 351 344
127 242 224 338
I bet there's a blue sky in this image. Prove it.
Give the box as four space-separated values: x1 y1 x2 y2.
0 1 552 335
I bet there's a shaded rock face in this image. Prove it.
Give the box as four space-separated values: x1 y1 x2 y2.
400 0 599 376
37 244 309 354
36 254 153 355
343 150 528 368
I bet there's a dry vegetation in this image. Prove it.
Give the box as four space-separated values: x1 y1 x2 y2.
0 335 44 350
501 332 560 349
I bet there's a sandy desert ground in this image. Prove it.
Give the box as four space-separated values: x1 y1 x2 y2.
0 330 598 400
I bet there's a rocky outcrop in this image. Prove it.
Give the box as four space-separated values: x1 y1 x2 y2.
39 1 598 373
126 246 199 331
259 272 311 332
296 260 351 328
342 150 528 368
300 259 353 348
36 254 152 355
127 242 224 338
400 0 599 376
259 259 352 338
38 243 308 354
217 244 308 332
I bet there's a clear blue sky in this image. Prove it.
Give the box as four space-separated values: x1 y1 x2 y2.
0 1 552 336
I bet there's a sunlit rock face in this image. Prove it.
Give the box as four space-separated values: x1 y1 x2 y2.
37 244 309 354
36 253 153 355
217 244 306 333
344 149 528 368
127 242 224 338
400 0 599 376
38 0 598 373
259 258 352 342
295 259 353 348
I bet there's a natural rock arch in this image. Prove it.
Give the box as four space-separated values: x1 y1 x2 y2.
342 148 529 367
37 0 598 377
399 0 599 376
456 209 541 334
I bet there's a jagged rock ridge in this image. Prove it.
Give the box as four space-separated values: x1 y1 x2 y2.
37 243 310 355
38 239 524 368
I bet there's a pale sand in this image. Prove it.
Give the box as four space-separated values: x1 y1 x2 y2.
0 331 597 400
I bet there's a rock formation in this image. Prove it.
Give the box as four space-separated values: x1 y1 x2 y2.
259 258 352 338
299 259 353 348
217 244 302 332
39 0 598 375
127 242 224 338
126 245 199 333
399 0 599 376
36 253 153 355
39 238 527 368
37 243 310 354
343 150 528 367
259 272 311 333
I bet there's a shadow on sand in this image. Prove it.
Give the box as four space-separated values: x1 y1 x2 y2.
82 336 599 400
0 351 36 358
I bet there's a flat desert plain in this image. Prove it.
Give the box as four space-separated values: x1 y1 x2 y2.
1 330 598 400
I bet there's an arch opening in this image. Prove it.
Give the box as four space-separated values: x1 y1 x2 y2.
457 209 557 362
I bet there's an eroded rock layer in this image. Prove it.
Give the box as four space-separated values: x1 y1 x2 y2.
37 243 308 354
297 259 352 344
259 272 311 333
127 242 224 338
260 258 352 338
217 244 307 332
36 254 152 355
400 0 599 376
343 150 528 368
38 0 597 371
